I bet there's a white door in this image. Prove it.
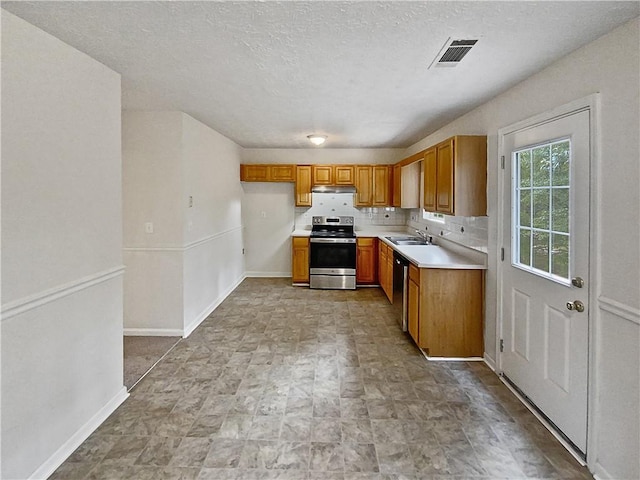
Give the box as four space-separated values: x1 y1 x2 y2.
501 109 590 454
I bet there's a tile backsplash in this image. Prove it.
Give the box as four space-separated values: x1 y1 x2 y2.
293 194 486 254
406 209 488 253
295 193 406 228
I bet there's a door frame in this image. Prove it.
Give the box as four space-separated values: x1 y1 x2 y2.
496 94 601 464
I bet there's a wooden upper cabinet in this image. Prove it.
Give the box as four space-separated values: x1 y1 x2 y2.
422 136 486 216
436 139 454 214
241 164 270 182
312 165 333 185
334 165 355 185
311 165 355 185
392 164 402 207
423 148 437 212
355 165 392 207
240 164 295 182
372 165 391 206
270 165 296 182
354 166 373 206
296 165 312 207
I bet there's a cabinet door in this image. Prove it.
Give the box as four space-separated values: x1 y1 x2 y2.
378 242 387 289
296 166 312 207
356 237 377 284
435 139 454 214
291 237 310 283
355 166 373 206
384 253 394 302
312 165 333 185
270 165 295 182
372 165 391 206
334 165 355 185
423 148 437 211
408 277 420 345
241 164 270 181
392 164 402 207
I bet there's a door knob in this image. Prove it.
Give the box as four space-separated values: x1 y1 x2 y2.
566 300 585 313
571 277 585 288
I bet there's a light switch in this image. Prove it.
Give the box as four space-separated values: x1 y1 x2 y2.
261 211 267 218
145 222 154 234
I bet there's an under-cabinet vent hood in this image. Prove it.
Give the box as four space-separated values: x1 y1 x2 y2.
312 185 356 194
429 38 478 68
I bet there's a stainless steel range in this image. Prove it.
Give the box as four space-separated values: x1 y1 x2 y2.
309 216 356 290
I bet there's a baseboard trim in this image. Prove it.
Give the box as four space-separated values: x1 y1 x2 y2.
30 386 129 480
245 271 291 278
483 353 497 371
500 376 587 466
183 274 246 338
591 461 614 480
123 328 184 337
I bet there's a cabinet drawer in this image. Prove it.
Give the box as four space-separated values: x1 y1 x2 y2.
357 237 376 247
409 264 420 284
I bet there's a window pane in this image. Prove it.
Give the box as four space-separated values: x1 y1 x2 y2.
519 150 531 187
532 189 550 230
519 229 531 266
519 190 531 227
532 231 550 272
552 188 569 233
552 233 569 279
551 141 570 186
532 145 550 187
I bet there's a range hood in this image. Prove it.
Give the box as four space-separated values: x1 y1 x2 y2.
311 185 356 194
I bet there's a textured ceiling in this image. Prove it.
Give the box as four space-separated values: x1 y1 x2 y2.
3 1 638 148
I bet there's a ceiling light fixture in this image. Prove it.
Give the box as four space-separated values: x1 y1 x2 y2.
307 134 327 146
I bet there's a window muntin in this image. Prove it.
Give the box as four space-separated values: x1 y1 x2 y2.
513 139 570 283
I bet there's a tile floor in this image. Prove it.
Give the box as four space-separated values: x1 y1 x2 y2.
50 278 593 479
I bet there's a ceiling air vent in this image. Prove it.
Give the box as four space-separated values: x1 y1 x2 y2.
429 38 478 68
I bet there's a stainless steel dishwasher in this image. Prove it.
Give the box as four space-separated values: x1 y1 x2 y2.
392 251 409 332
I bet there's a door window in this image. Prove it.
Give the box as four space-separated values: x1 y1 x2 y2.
513 139 571 284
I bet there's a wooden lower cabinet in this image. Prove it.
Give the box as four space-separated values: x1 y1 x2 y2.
291 237 310 284
378 242 393 302
356 237 377 285
407 265 483 357
408 265 421 344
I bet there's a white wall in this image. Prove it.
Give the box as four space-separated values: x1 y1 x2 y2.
404 18 640 480
122 112 185 334
242 183 296 277
122 111 245 336
1 11 126 480
181 114 245 335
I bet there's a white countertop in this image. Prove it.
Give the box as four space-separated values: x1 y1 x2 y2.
292 229 486 270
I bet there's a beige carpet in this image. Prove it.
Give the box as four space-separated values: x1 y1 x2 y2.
123 336 181 390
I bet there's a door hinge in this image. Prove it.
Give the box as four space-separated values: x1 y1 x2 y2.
500 247 504 261
500 339 504 352
501 155 505 169
242 248 245 255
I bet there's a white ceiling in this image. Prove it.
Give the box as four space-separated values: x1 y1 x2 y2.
3 1 638 148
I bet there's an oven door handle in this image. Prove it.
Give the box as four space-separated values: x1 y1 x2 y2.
309 237 356 244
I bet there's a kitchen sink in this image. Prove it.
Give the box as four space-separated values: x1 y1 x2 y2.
385 236 431 246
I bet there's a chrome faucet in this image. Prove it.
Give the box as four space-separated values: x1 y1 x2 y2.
414 229 430 243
